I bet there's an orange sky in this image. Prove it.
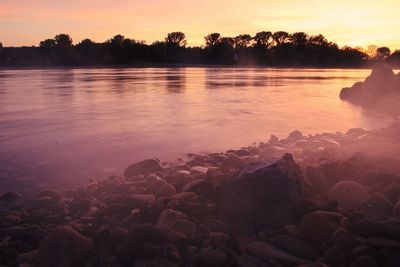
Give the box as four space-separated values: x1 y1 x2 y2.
0 0 399 50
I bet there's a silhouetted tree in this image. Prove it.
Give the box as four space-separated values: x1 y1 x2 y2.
253 31 273 49
109 34 125 48
309 34 328 46
54 34 73 46
272 31 290 46
234 34 252 48
39 39 56 48
290 32 308 46
204 33 221 48
165 32 187 47
376 47 391 60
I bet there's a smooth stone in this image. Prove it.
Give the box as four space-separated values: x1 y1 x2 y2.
238 253 270 267
300 211 337 242
190 166 209 175
0 191 22 203
356 237 400 249
123 159 165 178
117 224 165 266
220 154 243 171
38 226 93 267
36 190 62 202
247 241 306 265
350 255 379 267
270 235 320 259
288 130 304 140
383 182 400 203
329 181 371 207
197 248 227 267
156 209 187 232
17 250 38 264
259 146 286 159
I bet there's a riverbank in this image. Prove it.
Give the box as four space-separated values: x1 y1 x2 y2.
1 123 400 267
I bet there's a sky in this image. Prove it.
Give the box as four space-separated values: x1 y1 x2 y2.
0 0 399 50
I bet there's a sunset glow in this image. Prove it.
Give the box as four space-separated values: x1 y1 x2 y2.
1 0 399 49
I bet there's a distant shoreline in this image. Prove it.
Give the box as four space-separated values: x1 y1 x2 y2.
0 62 379 70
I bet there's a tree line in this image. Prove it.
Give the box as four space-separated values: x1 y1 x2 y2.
0 31 399 67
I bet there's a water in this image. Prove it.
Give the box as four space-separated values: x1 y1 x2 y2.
0 67 394 193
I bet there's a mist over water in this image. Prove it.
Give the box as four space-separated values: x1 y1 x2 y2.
0 67 395 193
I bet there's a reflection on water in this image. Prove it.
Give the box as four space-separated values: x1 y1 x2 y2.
0 67 394 193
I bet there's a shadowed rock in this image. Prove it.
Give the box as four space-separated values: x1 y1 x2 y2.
218 154 303 234
38 226 93 267
123 159 165 178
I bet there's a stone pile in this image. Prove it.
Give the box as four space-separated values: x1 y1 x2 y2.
1 123 400 266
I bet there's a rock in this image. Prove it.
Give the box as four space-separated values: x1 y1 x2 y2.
330 227 355 250
355 237 400 249
182 179 214 198
304 166 330 192
270 235 320 260
259 146 286 159
350 255 379 267
268 134 279 144
329 181 371 206
124 159 165 178
38 226 93 267
197 248 228 267
393 200 400 218
383 182 400 203
163 172 194 190
146 175 176 197
346 128 366 136
0 191 22 203
190 166 208 175
351 218 400 239
220 154 243 171
156 209 187 232
218 154 302 234
17 250 38 264
300 211 337 242
350 245 375 260
117 224 165 266
147 259 179 267
238 253 270 267
209 232 233 248
288 130 304 140
247 241 306 265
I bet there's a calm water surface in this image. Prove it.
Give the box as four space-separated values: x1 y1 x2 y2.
0 67 394 193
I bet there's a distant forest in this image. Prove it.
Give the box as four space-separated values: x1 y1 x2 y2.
0 32 399 67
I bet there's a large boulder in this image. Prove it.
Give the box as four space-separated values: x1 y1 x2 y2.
38 226 93 267
123 159 165 178
218 154 303 234
340 64 400 113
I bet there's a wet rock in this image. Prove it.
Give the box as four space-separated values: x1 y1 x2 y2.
0 191 22 203
268 134 279 144
238 253 270 267
393 200 400 218
146 175 176 197
147 259 179 267
190 166 208 175
351 218 400 239
17 250 38 264
220 154 243 171
218 154 302 234
117 224 165 266
156 209 188 233
38 226 93 267
383 182 400 203
322 246 346 267
329 181 371 207
247 241 306 265
355 237 400 249
288 130 304 140
124 159 165 178
300 211 337 242
351 245 375 260
209 232 233 248
163 172 194 190
350 255 379 267
182 179 214 198
330 227 355 250
259 146 286 159
304 166 330 192
197 248 228 267
270 235 320 260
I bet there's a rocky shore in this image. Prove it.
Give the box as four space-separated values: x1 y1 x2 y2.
2 123 400 267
